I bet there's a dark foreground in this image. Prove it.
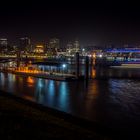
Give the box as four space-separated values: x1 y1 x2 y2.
0 92 139 140
0 92 108 140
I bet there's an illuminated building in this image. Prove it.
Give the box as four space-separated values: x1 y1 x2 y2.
0 38 8 46
66 42 73 55
0 38 8 53
66 40 80 56
74 40 80 52
49 38 60 49
67 42 73 49
46 38 60 56
34 45 44 54
19 37 31 52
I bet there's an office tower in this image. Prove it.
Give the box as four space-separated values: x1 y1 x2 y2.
19 37 31 52
74 40 80 52
0 38 8 53
49 38 60 49
67 42 73 49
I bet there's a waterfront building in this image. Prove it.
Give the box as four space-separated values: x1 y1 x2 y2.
33 45 44 54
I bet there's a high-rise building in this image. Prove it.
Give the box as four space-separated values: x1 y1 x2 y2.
46 38 60 56
66 40 80 56
0 38 8 53
67 42 73 49
19 37 31 52
49 38 60 49
73 40 80 52
0 38 8 46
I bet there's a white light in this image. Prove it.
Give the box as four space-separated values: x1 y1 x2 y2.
82 48 85 51
62 64 66 68
88 55 92 57
99 54 102 58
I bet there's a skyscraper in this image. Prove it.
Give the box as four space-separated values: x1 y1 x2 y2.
73 40 80 52
0 38 8 53
66 40 80 56
67 42 73 49
49 38 60 49
19 37 31 52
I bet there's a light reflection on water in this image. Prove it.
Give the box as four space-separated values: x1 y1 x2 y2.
108 79 140 116
0 69 140 128
27 76 34 86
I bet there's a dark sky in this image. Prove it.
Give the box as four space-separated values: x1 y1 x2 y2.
0 0 140 46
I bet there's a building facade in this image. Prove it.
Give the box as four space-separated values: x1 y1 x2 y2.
19 37 31 53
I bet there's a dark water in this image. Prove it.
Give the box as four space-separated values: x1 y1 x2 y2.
0 68 140 130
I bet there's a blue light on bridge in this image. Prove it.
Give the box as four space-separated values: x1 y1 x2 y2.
106 48 140 53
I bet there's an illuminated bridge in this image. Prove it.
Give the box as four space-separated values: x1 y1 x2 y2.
105 48 140 61
106 48 140 53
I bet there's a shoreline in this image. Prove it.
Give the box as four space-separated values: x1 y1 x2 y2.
0 90 139 139
0 91 108 139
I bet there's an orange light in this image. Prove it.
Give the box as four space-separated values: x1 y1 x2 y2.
93 53 96 58
27 76 34 84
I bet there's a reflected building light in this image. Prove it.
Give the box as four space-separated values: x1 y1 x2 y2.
45 80 55 105
93 53 96 58
0 73 5 85
23 96 34 101
60 82 67 95
45 79 48 85
58 82 69 111
56 81 60 86
27 76 34 84
18 77 23 83
48 80 55 94
91 69 96 78
12 75 16 81
38 78 43 88
8 73 15 82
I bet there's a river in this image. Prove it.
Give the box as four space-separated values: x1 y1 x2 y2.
0 67 140 131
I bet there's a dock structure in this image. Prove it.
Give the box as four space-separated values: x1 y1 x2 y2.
75 52 80 78
85 56 89 80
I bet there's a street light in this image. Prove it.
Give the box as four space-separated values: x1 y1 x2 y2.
62 64 66 76
62 64 66 68
82 48 85 56
82 48 85 51
99 54 103 58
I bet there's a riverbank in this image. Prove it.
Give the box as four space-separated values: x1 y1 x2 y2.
0 91 108 139
0 91 139 139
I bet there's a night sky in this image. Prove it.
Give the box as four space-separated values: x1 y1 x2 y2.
0 1 140 47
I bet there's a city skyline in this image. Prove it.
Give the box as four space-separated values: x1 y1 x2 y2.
1 1 140 46
0 1 140 139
